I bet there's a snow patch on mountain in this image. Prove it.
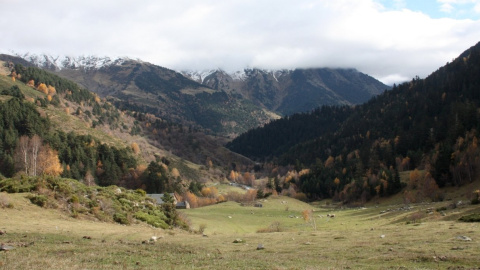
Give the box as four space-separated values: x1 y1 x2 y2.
16 53 128 71
181 68 293 84
180 69 220 83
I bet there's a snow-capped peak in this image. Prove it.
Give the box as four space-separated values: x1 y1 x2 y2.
180 69 220 83
180 68 293 84
16 53 128 71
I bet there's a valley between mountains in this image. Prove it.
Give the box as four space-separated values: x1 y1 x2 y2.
1 42 480 269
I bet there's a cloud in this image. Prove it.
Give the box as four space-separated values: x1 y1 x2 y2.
437 0 480 14
1 0 480 84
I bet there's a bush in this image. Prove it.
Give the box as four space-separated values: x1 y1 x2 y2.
407 211 425 224
69 195 80 204
135 211 169 229
135 189 146 196
0 192 13 208
198 223 207 234
0 176 36 193
257 221 283 233
459 213 480 222
113 212 131 225
28 194 48 207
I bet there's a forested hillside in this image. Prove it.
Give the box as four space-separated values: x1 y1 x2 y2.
228 41 480 202
25 57 279 136
0 63 193 195
0 64 137 184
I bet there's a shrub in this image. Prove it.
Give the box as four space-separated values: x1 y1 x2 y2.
135 189 146 196
113 212 131 225
257 221 283 233
459 213 480 222
436 206 447 212
0 192 13 208
198 223 207 234
69 195 80 204
27 194 48 207
135 211 169 229
407 211 425 224
118 198 133 211
0 177 36 193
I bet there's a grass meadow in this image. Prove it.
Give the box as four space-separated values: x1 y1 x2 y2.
1 191 480 269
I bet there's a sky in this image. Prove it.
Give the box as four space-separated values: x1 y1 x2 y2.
1 0 480 85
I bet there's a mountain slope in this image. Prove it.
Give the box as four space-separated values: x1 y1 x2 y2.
12 53 388 135
182 67 389 115
3 55 279 136
0 60 253 189
227 41 480 200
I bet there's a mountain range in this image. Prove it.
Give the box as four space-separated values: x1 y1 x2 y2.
5 53 389 136
2 40 480 204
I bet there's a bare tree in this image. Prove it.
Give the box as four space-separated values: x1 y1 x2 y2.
30 135 42 176
15 136 30 175
84 170 95 186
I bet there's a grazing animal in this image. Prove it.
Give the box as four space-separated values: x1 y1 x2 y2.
327 214 336 218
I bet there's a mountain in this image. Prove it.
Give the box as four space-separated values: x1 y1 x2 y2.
25 56 278 136
227 41 480 201
181 67 389 115
12 53 388 135
0 58 253 190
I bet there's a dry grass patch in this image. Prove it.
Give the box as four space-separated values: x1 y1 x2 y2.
1 192 480 269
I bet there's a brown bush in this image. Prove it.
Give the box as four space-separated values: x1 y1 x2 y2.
257 221 283 233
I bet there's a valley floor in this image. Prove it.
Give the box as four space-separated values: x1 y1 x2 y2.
1 193 479 269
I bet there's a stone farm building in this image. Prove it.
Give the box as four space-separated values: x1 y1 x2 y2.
148 193 190 209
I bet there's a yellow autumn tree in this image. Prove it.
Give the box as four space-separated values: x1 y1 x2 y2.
201 186 218 198
38 145 63 176
229 170 237 182
408 169 421 189
131 142 140 154
27 79 35 87
37 83 48 94
47 85 56 95
324 156 335 168
184 192 198 208
334 177 340 186
302 209 312 222
171 168 180 178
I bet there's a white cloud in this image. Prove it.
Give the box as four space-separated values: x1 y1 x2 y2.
1 0 480 84
437 0 480 13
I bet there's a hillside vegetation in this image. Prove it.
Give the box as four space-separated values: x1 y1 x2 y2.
52 59 278 136
0 60 255 197
228 41 480 203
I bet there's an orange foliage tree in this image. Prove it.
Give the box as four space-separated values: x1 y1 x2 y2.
184 192 198 208
131 142 140 154
38 145 63 176
171 168 180 178
37 83 48 94
47 85 56 95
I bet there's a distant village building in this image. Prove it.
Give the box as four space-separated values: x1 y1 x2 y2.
148 193 190 209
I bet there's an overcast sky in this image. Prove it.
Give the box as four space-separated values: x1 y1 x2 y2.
1 0 480 85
